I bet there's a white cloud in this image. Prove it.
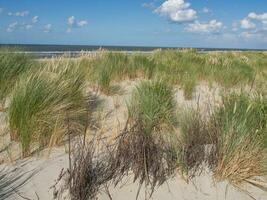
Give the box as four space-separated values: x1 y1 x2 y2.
202 7 210 14
185 20 223 34
142 2 155 9
247 12 267 30
236 12 267 42
77 20 88 27
155 0 197 23
44 24 52 33
68 16 75 26
16 11 29 17
8 11 29 17
67 16 88 32
240 29 267 42
32 16 38 23
6 22 18 32
240 18 255 29
6 21 34 32
240 31 252 39
25 24 33 30
240 31 260 41
248 12 267 23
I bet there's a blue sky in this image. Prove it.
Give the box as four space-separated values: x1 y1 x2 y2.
0 0 267 49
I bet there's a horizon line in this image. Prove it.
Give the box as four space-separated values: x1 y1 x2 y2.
0 43 267 51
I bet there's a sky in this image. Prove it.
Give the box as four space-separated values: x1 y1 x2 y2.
0 0 267 49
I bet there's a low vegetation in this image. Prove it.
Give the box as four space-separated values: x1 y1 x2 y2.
68 139 115 200
177 91 267 189
8 60 87 157
78 50 266 98
0 49 266 199
209 92 267 187
113 80 178 197
0 48 35 108
177 108 209 178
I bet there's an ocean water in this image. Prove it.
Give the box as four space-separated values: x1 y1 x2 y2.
0 44 266 58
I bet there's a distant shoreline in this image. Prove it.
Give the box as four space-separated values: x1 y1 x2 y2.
1 44 267 52
1 44 266 58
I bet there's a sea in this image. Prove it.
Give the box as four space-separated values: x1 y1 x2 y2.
0 44 266 59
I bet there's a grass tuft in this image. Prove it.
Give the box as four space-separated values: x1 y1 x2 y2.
68 139 115 200
209 92 267 187
8 61 87 157
113 80 178 198
0 48 36 105
177 108 209 178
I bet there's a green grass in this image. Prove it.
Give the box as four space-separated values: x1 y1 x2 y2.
129 54 155 79
152 50 257 89
8 61 87 157
176 91 267 187
177 108 209 178
209 92 267 186
128 80 177 135
182 74 197 100
0 48 36 103
89 52 129 94
114 80 178 197
98 67 112 94
78 52 157 94
77 50 266 98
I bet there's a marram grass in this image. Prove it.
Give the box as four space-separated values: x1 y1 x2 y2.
96 52 128 94
79 52 157 94
0 48 36 103
209 92 267 187
114 80 178 198
127 80 177 135
176 91 267 191
9 62 87 157
177 108 210 178
78 50 266 98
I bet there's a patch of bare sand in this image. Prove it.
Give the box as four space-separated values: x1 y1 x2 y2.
3 148 68 200
4 148 266 200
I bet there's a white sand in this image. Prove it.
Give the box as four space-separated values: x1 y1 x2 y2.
3 148 266 200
